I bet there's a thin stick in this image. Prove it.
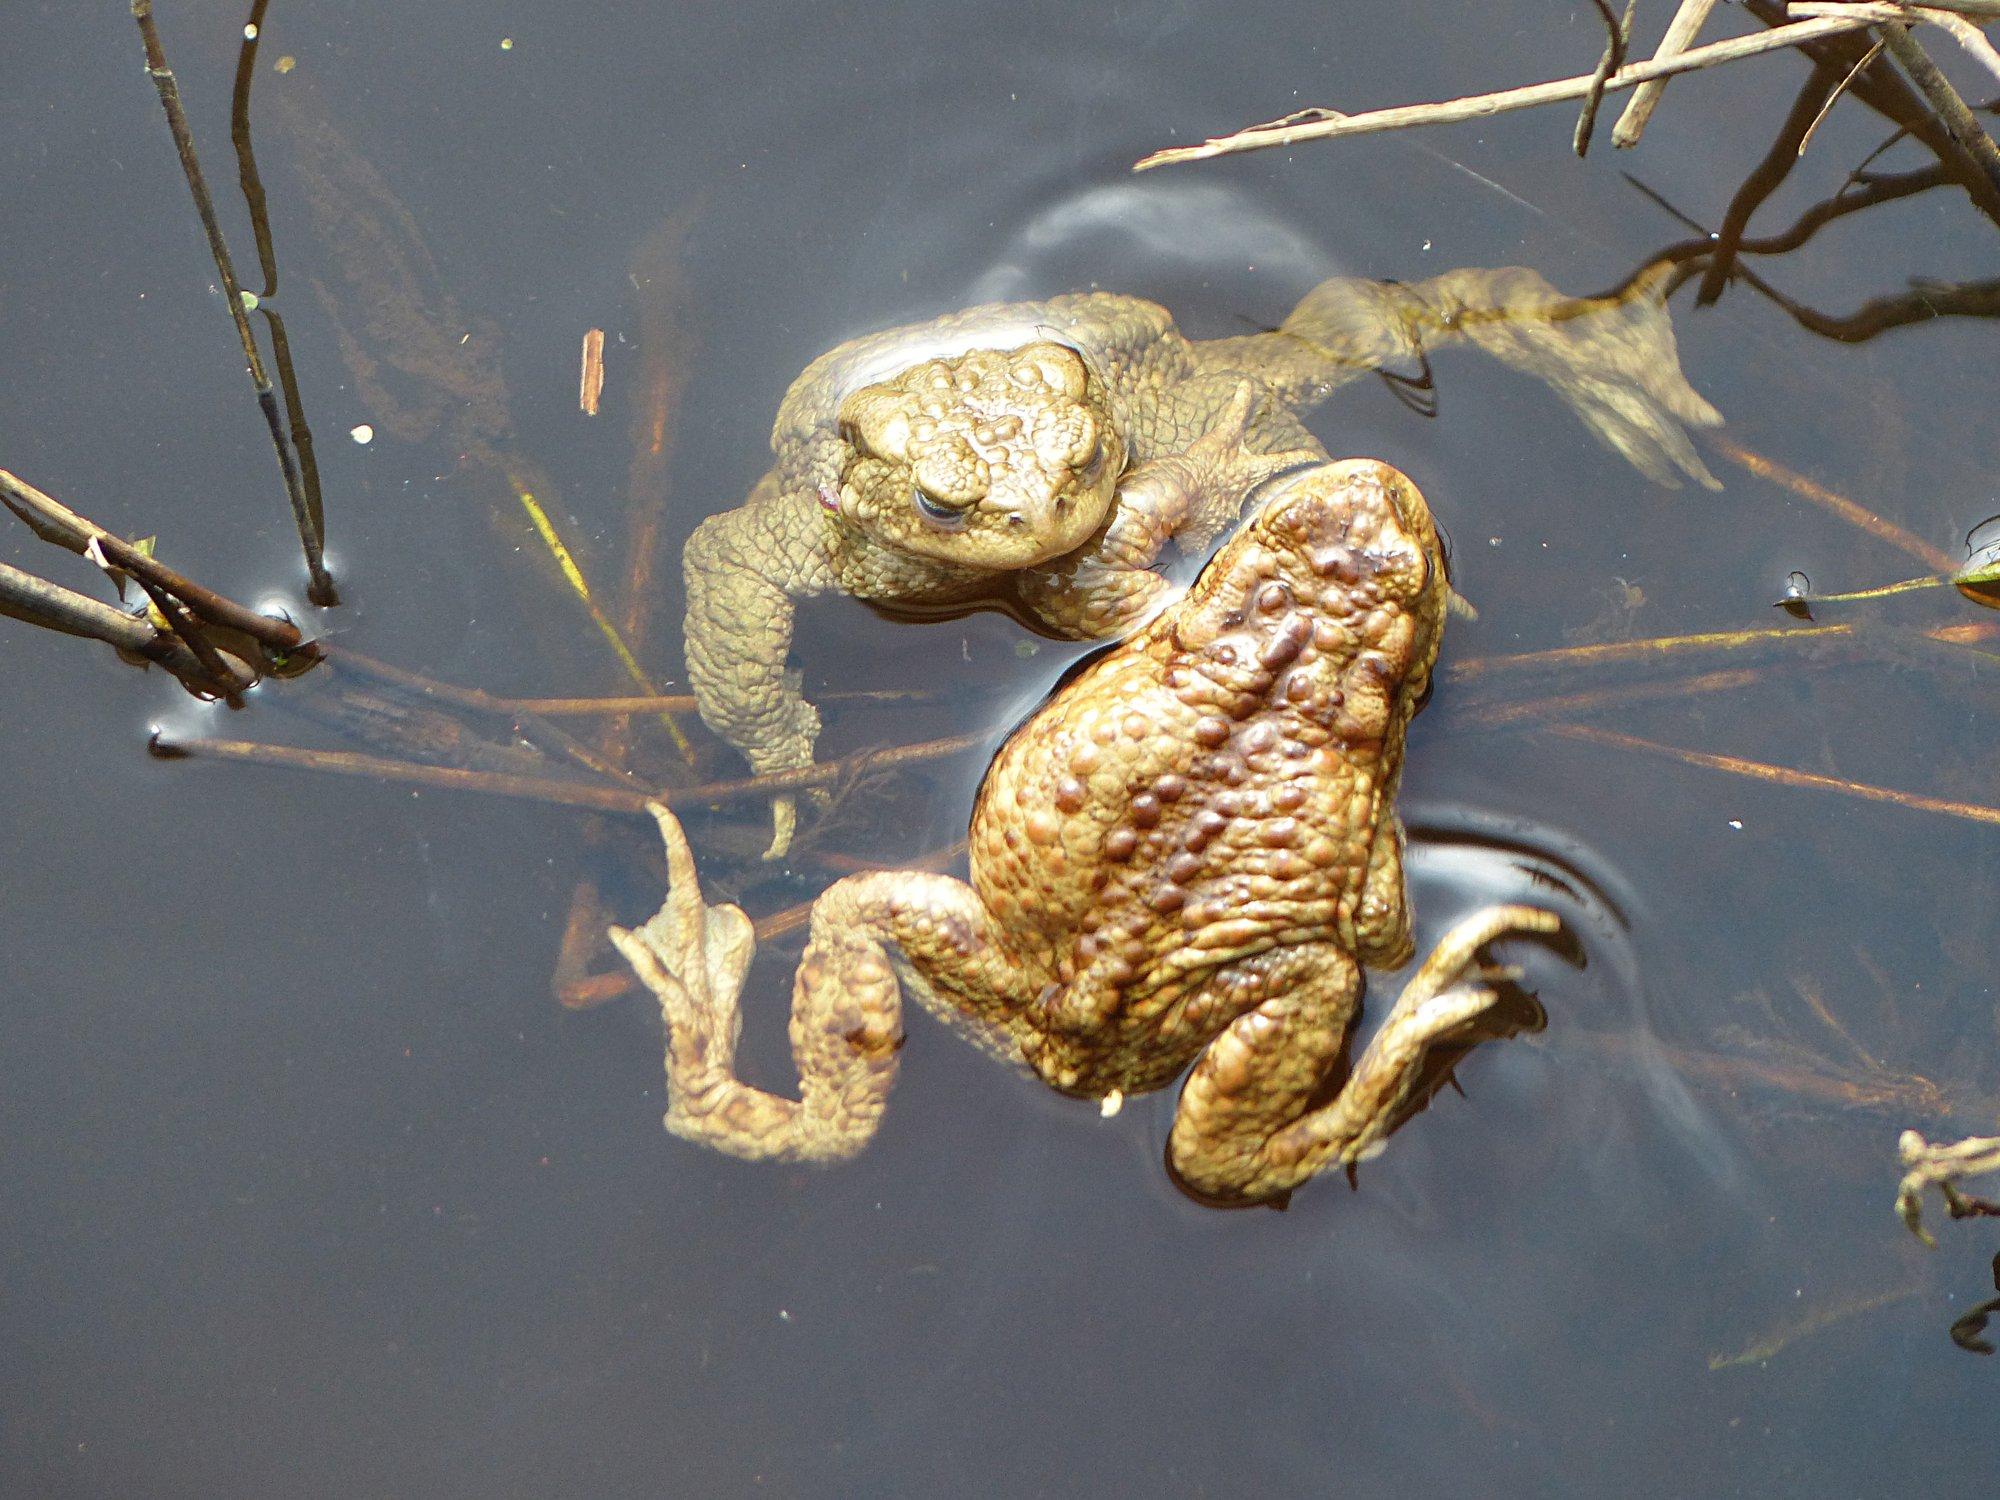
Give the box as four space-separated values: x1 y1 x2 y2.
153 728 987 812
1800 0 2000 14
1705 435 1959 573
1467 667 1766 727
1445 618 1999 685
1132 15 1876 171
1919 9 2000 83
125 566 248 701
130 0 336 605
0 559 216 685
0 468 306 652
1575 0 1640 157
1549 723 2000 827
151 736 660 813
1796 37 1887 158
326 646 927 717
1876 20 2000 193
1614 0 1724 146
1744 0 2000 227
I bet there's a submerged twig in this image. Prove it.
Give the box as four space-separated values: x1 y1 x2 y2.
511 479 696 765
1706 435 1959 574
1132 15 1876 170
1709 1283 1923 1368
1446 618 2000 687
327 646 927 719
152 728 987 814
1550 723 2000 827
129 1 335 605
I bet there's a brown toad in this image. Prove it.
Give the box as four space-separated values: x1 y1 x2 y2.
621 459 1564 1202
683 266 1720 856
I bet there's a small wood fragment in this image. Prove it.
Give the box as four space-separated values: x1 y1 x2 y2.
579 326 605 416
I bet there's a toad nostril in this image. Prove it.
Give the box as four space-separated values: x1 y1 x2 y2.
1008 515 1025 528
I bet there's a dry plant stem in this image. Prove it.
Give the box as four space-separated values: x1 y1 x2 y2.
1446 619 2000 686
504 688 929 717
0 560 210 683
1924 10 2000 82
1877 21 2000 192
129 569 248 701
1744 0 2000 226
326 646 925 718
1467 668 1766 727
154 736 662 813
1614 0 1724 146
1794 38 1887 159
0 468 306 652
155 728 986 813
1550 723 2000 827
1575 0 1640 157
130 0 335 605
1131 15 1877 170
1705 435 1959 573
1794 5 2000 84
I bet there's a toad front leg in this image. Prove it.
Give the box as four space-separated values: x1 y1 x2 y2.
1169 906 1563 1202
681 477 839 859
610 802 1028 1162
1016 380 1319 639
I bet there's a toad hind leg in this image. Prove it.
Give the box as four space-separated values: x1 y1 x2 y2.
1170 906 1562 1201
609 802 1019 1163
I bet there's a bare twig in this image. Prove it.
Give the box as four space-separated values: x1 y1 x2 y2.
150 735 660 813
1744 0 2000 226
1922 9 2000 83
0 560 226 688
124 565 249 701
326 646 926 719
1446 618 2000 686
1614 0 1724 146
1132 15 1877 170
1795 37 1887 158
1575 0 1640 157
130 0 336 605
152 728 987 813
1877 20 2000 193
0 468 308 653
1467 667 1767 727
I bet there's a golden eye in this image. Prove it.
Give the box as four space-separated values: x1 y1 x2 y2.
912 484 967 527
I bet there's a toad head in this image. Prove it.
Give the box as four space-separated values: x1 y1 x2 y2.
825 341 1124 570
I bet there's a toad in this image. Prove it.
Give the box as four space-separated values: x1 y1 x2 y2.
621 459 1565 1203
682 262 1719 855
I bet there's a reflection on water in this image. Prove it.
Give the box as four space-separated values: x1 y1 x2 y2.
3 1 1999 1495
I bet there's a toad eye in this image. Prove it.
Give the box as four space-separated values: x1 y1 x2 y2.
912 484 968 527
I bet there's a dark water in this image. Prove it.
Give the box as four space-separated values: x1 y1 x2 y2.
4 2 1998 1495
